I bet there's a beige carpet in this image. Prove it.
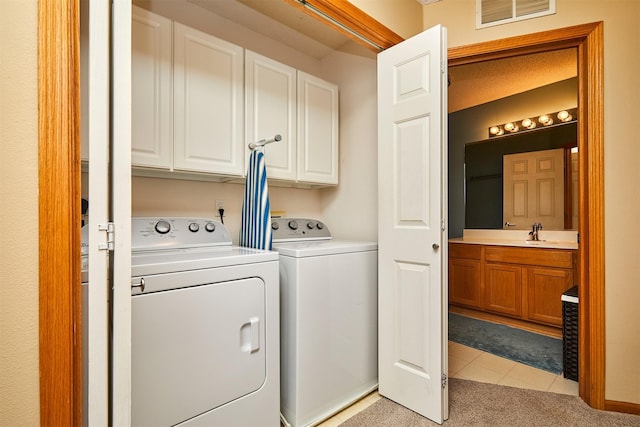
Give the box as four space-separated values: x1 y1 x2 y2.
339 379 640 426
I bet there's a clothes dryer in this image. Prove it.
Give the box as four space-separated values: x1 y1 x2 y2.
272 218 378 427
82 217 280 426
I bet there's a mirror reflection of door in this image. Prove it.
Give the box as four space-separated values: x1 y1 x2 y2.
503 148 564 230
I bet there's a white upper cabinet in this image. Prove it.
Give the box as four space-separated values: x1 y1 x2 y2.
129 8 337 185
173 23 245 176
245 50 297 181
297 71 339 185
131 6 173 169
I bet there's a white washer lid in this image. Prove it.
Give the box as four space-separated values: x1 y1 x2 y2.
272 240 377 257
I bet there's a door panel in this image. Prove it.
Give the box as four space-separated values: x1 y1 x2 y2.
503 148 564 229
377 25 448 424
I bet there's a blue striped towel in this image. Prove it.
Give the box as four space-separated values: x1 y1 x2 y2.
240 150 272 250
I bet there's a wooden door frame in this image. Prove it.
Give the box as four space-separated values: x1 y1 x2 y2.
37 0 607 421
447 22 605 409
38 0 82 425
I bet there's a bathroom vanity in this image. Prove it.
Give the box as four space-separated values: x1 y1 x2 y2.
448 230 578 334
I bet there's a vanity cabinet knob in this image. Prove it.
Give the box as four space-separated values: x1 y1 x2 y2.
432 243 440 250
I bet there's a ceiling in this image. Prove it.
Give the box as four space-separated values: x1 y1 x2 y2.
448 49 578 112
173 1 577 111
188 0 372 59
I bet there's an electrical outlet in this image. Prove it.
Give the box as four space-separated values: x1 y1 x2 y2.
216 199 225 211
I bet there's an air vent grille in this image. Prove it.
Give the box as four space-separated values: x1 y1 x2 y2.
477 0 555 28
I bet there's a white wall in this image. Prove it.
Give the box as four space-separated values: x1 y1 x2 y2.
349 0 423 39
417 0 640 405
320 51 378 242
132 178 324 245
0 0 40 424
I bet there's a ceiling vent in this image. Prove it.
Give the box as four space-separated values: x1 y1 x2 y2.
477 0 555 28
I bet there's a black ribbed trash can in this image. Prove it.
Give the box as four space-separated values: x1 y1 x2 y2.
562 286 579 381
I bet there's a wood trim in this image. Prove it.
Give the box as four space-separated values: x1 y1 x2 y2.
447 22 605 410
604 400 640 416
448 22 601 65
38 0 82 425
282 0 404 51
578 21 606 410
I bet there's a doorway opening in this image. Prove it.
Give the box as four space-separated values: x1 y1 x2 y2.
447 47 578 388
446 22 605 408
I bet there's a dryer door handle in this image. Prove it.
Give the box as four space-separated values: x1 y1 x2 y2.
240 317 261 353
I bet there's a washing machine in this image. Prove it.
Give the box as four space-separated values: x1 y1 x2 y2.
85 217 280 426
272 217 378 427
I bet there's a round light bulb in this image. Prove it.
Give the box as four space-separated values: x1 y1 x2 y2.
504 122 518 132
538 114 553 125
522 118 535 129
489 126 501 135
557 110 572 122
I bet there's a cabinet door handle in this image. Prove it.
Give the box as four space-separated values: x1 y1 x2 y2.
433 243 440 250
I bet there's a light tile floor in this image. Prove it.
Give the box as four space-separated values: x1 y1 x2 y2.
316 341 578 426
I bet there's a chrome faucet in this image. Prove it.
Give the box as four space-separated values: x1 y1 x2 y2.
529 223 543 241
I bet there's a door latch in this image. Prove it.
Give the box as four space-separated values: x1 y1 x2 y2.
442 372 448 388
97 222 115 251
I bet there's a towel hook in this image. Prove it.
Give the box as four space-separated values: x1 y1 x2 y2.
249 134 282 150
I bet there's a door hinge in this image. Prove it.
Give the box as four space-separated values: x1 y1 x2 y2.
441 218 446 231
442 372 448 388
98 222 115 251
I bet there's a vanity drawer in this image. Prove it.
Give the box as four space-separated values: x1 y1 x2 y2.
449 242 482 260
485 246 574 269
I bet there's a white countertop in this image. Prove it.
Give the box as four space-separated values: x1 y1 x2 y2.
449 229 579 250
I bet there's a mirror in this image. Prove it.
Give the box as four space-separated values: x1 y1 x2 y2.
464 122 578 231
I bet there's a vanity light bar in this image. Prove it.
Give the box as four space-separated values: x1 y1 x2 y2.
488 107 577 138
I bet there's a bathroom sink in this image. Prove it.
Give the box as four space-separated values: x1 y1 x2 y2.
525 240 545 245
525 240 558 246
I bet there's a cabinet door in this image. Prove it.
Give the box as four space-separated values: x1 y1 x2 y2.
449 258 482 308
245 51 296 181
173 23 244 175
131 6 173 169
526 267 573 326
484 263 522 317
297 71 338 185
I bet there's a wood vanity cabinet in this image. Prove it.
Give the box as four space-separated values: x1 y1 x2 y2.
448 244 482 308
449 242 576 328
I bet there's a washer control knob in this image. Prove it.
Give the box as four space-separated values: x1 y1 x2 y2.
288 220 298 230
307 222 315 230
155 220 171 234
271 222 279 230
316 222 324 230
188 222 200 232
205 222 216 232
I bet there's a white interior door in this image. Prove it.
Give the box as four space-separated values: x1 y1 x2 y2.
503 148 565 230
377 25 448 424
82 0 110 424
112 1 133 425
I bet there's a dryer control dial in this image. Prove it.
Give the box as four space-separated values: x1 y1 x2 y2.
205 222 216 232
288 220 299 230
155 220 171 234
188 222 199 232
306 222 315 230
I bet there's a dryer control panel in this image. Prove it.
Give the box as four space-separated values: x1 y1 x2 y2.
271 217 331 242
132 217 232 251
